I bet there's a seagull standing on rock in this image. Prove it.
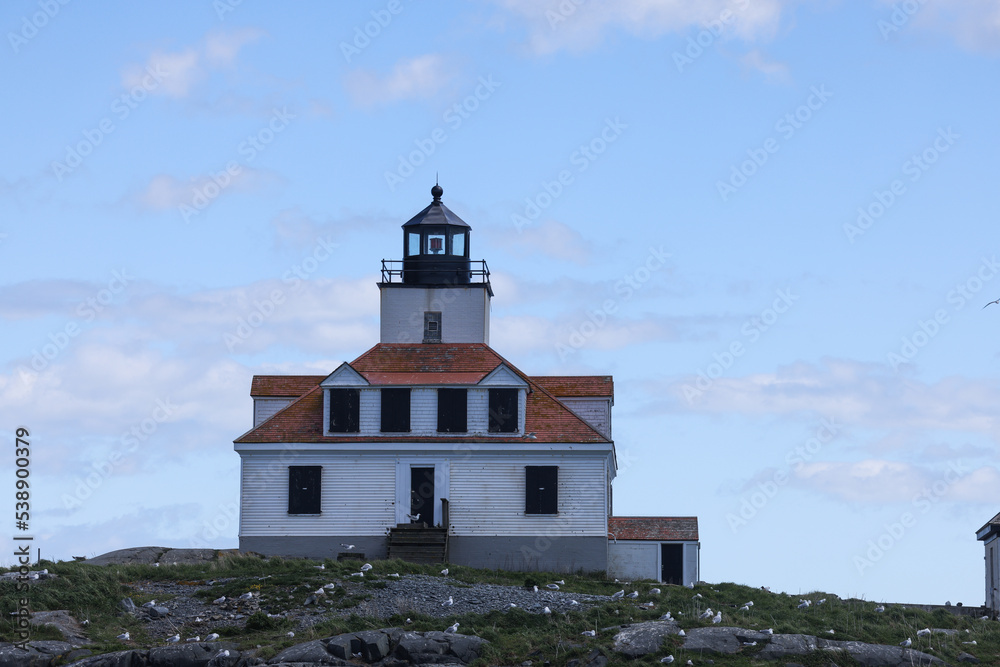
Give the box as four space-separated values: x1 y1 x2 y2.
900 638 911 647
442 596 453 607
445 622 460 633
205 633 219 641
166 634 180 643
142 600 156 608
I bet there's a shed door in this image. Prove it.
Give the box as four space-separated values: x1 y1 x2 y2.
661 544 683 585
410 467 435 525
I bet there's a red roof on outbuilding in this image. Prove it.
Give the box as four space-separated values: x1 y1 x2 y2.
250 375 325 397
532 376 613 398
609 516 699 542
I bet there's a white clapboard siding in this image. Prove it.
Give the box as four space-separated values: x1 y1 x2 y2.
449 455 607 536
559 398 611 439
239 453 394 536
253 398 295 427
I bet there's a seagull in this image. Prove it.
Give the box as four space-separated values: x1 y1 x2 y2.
445 622 460 633
686 661 693 666
797 600 811 609
532 585 539 593
825 629 835 635
874 604 885 613
542 606 552 614
388 573 399 577
314 564 325 570
142 600 156 608
350 572 364 577
611 590 625 599
963 640 978 645
406 513 421 522
194 617 203 623
661 656 674 664
116 632 130 641
743 601 754 607
569 600 579 605
361 563 373 572
405 618 413 624
581 630 596 637
314 587 326 596
660 613 673 621
692 593 702 599
166 634 180 643
917 628 931 637
213 596 226 605
554 580 565 585
205 633 219 641
238 592 253 601
627 591 639 599
900 638 911 647
509 603 517 608
547 584 560 590
440 568 449 576
640 601 655 609
216 650 230 658
712 611 722 624
153 563 159 567
340 544 355 550
287 631 295 638
685 583 695 589
698 608 713 619
762 628 773 635
442 596 454 606
678 629 686 637
984 298 1000 309
818 598 827 605
185 636 200 643
739 605 750 611
650 588 661 594
323 583 336 589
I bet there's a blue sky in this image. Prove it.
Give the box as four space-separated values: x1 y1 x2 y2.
2 0 999 605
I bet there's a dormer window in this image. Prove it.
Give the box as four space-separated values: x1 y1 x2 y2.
488 388 518 433
328 388 360 433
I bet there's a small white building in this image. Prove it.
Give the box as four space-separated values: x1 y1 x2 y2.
233 185 698 574
607 516 699 585
977 511 1000 615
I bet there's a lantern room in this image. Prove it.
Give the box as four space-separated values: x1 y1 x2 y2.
401 184 472 285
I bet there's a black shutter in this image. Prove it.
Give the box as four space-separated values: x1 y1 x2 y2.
488 388 518 433
437 388 467 433
380 388 411 432
288 466 321 514
329 388 360 433
525 466 558 514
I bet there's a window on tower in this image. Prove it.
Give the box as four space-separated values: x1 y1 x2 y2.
427 233 446 254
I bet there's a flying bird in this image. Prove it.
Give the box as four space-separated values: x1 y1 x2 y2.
445 622 460 633
205 633 219 641
581 630 596 637
360 563 373 572
984 298 1000 309
900 638 912 647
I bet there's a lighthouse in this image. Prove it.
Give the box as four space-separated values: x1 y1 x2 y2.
378 184 493 345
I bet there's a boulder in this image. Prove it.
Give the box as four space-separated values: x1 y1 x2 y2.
147 608 170 619
0 640 77 667
958 651 980 664
610 620 680 658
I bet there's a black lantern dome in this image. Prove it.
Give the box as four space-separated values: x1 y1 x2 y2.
401 185 472 285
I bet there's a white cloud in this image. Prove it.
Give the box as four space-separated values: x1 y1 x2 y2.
344 54 455 107
134 168 274 211
491 0 789 55
879 0 1000 53
490 219 594 264
740 49 790 82
121 28 265 99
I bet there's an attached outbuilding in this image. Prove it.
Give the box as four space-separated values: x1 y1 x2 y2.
977 511 1000 616
607 516 699 585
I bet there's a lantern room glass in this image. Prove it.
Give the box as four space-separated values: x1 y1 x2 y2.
451 231 466 256
407 232 421 256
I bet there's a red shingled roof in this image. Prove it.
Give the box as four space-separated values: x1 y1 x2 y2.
250 375 325 397
532 376 613 398
609 516 699 542
235 344 612 444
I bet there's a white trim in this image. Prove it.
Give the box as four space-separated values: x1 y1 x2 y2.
320 363 369 387
479 364 529 387
236 441 615 455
